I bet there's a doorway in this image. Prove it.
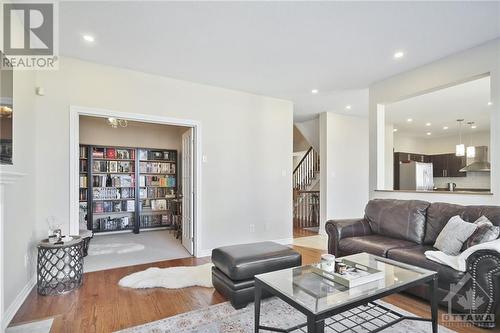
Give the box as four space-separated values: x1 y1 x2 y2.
69 107 201 271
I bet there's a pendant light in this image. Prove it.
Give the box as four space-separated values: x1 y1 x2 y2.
466 122 476 158
455 119 465 157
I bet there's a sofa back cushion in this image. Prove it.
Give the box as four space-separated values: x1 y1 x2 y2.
463 206 500 226
365 199 430 244
424 202 468 244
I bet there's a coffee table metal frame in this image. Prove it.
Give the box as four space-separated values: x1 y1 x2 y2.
254 255 438 333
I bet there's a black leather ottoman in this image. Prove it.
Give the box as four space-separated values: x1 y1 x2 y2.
211 241 302 309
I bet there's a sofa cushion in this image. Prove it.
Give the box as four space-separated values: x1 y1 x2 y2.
463 205 500 227
365 199 430 244
211 242 301 281
338 235 417 257
387 245 465 287
433 215 477 255
424 202 468 244
465 216 500 249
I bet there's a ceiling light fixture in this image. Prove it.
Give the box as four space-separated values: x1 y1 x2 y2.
466 122 476 158
107 117 128 129
443 126 449 130
426 132 432 136
425 122 431 126
455 119 465 157
407 118 413 122
345 105 352 110
393 51 404 59
487 102 492 106
83 34 95 43
471 125 477 129
311 89 318 94
393 128 398 132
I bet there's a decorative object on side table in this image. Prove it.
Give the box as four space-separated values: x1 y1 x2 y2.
37 235 84 295
79 229 94 257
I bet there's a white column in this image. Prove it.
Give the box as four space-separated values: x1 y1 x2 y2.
0 171 26 328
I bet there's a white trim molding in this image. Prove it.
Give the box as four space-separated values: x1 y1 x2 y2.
1 275 35 330
69 106 203 257
0 171 26 184
0 171 26 329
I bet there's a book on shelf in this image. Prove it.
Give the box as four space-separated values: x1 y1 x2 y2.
94 216 132 231
93 187 135 200
92 147 105 159
92 160 133 173
151 199 167 211
79 175 88 188
106 148 116 159
138 149 148 161
79 160 88 172
93 200 135 213
79 146 88 159
139 161 174 174
139 175 175 187
79 188 88 201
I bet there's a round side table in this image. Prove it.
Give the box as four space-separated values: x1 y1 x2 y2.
37 236 84 296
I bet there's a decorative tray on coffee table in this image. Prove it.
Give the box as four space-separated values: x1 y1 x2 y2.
311 258 384 288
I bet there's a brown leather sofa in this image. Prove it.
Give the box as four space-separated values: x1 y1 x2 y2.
326 199 500 328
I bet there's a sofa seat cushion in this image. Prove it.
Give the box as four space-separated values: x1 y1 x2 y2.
387 245 465 286
365 199 430 244
338 235 417 257
211 241 301 281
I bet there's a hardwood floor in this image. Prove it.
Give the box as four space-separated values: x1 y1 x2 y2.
293 226 318 238
11 245 499 332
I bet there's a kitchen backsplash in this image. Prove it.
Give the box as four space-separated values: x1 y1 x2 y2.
433 172 491 189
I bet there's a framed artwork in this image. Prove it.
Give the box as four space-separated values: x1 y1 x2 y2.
0 51 13 165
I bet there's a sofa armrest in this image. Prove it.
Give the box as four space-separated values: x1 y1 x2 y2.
465 250 500 327
325 218 372 256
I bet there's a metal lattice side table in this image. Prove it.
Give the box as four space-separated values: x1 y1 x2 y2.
37 236 84 296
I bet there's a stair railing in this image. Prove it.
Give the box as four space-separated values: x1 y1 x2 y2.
293 147 319 190
293 190 320 228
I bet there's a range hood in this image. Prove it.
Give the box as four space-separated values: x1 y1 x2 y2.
459 146 490 172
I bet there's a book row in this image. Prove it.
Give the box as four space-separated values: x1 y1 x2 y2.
139 161 175 174
138 149 175 161
80 146 88 159
92 175 135 187
92 147 135 160
93 216 133 231
93 187 135 200
79 189 88 201
140 214 176 228
139 175 176 187
80 160 88 172
93 200 135 213
93 160 134 173
139 187 175 199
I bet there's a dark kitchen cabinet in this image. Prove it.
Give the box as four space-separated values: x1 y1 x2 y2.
431 153 466 178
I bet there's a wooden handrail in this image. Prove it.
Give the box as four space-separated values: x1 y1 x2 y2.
296 190 319 194
293 147 313 174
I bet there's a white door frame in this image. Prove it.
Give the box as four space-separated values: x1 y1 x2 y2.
69 106 203 257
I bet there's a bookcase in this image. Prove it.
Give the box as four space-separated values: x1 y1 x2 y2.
80 144 178 234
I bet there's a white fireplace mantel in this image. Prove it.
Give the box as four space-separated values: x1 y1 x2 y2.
0 171 26 185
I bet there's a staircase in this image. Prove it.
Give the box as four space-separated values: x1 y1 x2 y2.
293 147 320 229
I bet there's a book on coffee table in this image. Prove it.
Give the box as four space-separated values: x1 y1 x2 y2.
311 259 384 288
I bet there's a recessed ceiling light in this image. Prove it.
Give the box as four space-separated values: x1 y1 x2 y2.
345 105 352 110
311 89 318 94
488 102 493 106
83 34 95 43
426 132 432 136
407 118 413 122
393 51 405 59
393 128 398 132
425 122 431 126
443 126 449 130
471 125 477 129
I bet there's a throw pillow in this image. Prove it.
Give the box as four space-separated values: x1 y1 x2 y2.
434 215 477 255
466 216 500 249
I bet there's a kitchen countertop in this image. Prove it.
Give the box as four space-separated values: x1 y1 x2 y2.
376 189 493 195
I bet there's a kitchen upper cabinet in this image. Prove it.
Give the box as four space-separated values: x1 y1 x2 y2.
431 153 466 178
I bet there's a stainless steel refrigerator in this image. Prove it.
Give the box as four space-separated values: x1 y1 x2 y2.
399 161 434 191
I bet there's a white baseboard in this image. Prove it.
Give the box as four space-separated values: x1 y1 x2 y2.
2 275 36 330
196 237 294 259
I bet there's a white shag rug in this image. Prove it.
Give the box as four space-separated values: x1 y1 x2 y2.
119 263 214 289
88 243 146 255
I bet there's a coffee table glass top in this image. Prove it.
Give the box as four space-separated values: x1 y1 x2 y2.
255 252 436 315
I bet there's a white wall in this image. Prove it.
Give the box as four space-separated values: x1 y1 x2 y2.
369 39 500 205
319 112 369 233
295 118 319 152
34 57 294 254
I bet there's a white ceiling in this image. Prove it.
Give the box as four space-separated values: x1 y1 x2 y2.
386 76 491 139
59 2 500 121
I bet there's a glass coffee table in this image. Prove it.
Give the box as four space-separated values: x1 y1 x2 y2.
254 252 438 333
